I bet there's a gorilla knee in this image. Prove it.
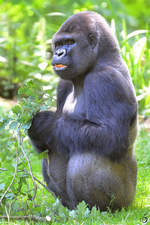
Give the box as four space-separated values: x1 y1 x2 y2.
67 154 131 211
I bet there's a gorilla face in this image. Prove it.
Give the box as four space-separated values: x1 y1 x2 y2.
51 14 99 80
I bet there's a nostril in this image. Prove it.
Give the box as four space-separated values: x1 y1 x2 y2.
56 48 66 57
58 52 63 56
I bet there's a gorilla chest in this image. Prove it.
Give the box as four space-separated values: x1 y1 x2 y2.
63 91 86 118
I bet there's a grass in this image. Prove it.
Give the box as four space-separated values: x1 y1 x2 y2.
0 102 150 224
118 24 150 115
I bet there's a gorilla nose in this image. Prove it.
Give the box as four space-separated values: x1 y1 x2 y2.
55 48 67 58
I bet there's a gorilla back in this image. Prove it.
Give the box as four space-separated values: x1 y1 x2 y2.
28 11 137 211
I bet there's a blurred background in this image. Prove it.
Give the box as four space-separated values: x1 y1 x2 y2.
0 0 150 116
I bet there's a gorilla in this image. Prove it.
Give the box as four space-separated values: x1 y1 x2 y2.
28 11 137 211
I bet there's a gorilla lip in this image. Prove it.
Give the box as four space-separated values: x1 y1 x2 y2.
54 64 67 69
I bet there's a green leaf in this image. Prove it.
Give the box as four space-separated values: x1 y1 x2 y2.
9 121 19 129
21 122 31 130
5 193 14 199
12 105 22 114
38 150 49 159
0 183 5 191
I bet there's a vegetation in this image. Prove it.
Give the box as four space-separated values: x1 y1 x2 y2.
0 0 150 224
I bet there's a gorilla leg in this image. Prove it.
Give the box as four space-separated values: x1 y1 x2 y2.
42 153 71 208
67 153 137 211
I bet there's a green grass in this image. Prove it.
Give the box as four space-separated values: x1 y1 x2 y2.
0 106 150 225
118 24 150 115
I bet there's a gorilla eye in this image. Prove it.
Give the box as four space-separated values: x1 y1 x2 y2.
55 41 63 48
55 39 75 48
64 39 75 45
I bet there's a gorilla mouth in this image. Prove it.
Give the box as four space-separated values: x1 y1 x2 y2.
54 64 67 70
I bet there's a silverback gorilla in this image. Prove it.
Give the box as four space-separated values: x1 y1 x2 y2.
28 11 138 211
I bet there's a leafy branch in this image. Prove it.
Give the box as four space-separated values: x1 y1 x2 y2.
0 80 54 208
0 149 18 206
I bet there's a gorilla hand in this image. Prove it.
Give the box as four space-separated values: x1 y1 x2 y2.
28 111 56 153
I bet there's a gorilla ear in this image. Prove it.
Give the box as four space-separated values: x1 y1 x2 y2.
88 32 97 48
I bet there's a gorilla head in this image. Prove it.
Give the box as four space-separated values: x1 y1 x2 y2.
52 11 119 80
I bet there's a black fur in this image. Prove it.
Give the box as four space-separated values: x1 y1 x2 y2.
28 11 137 211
